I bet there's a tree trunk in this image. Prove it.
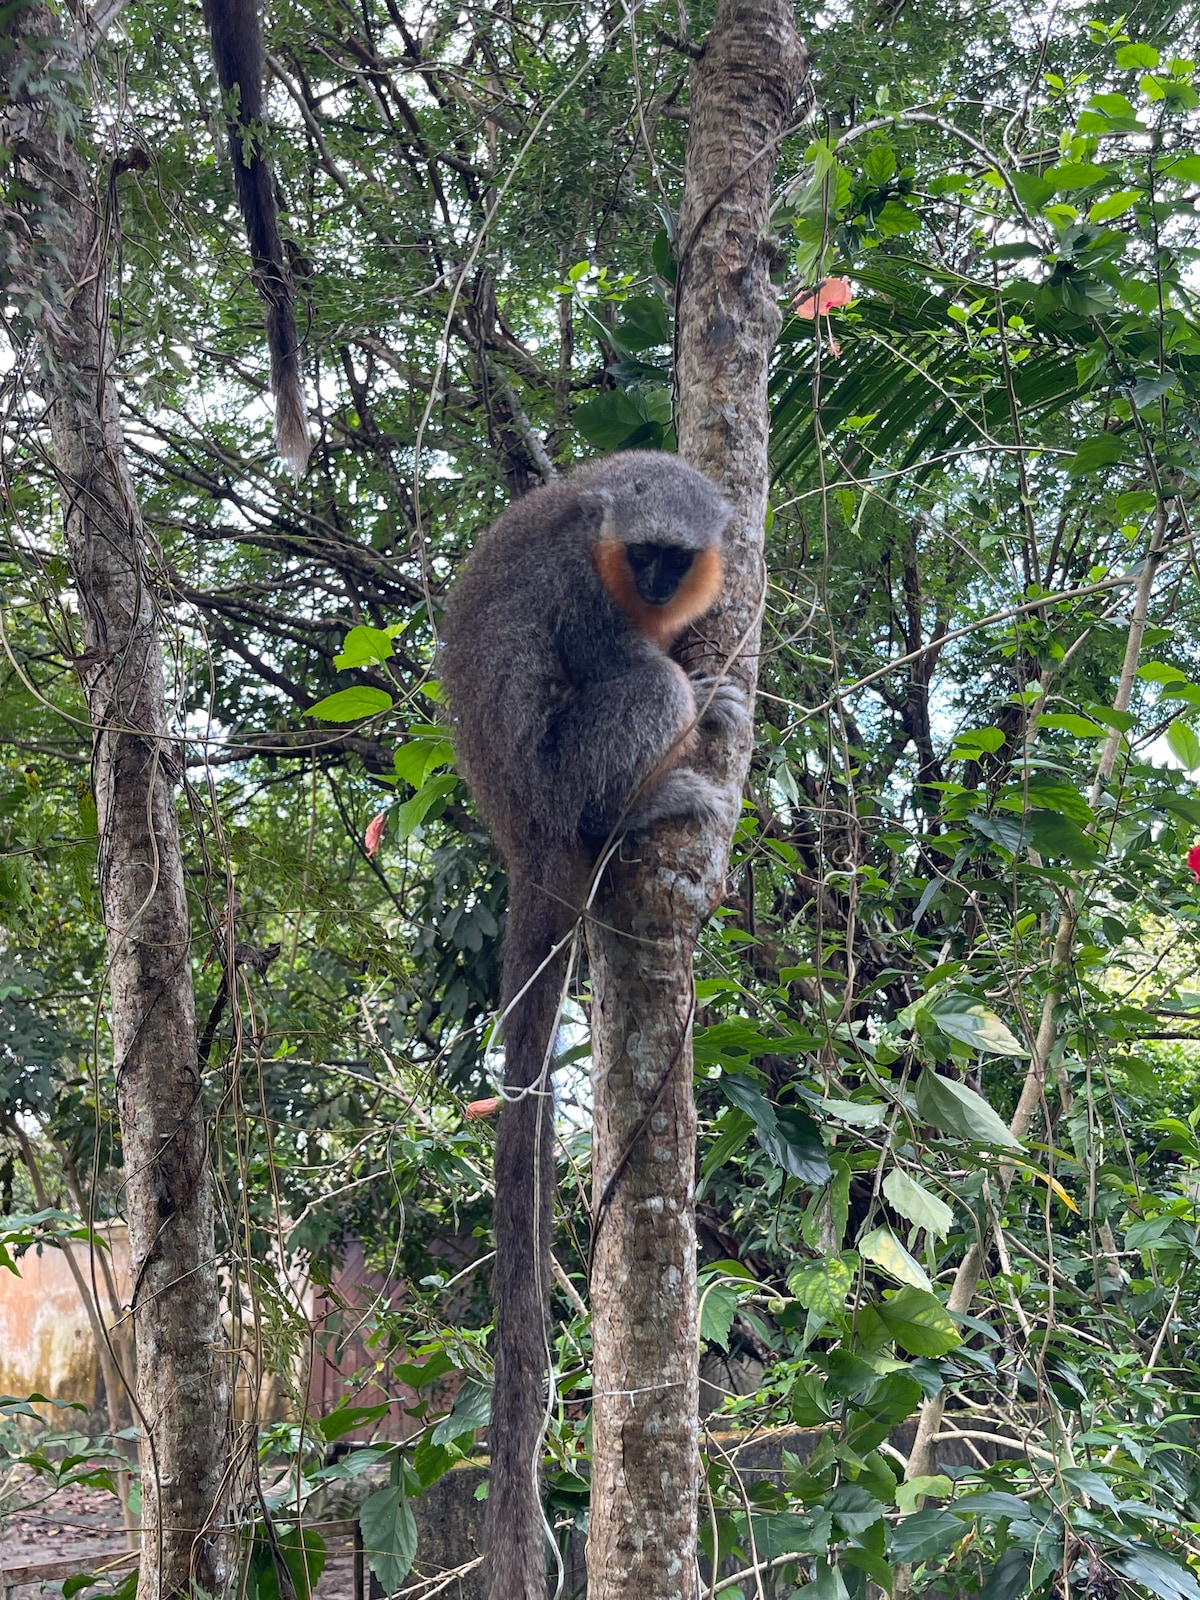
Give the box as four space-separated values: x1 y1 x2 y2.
2 12 231 1598
586 7 806 1598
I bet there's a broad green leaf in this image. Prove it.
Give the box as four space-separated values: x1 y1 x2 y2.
916 1070 1022 1147
1068 434 1124 474
1024 810 1103 868
1010 170 1055 211
791 1373 834 1425
1166 720 1200 771
574 389 670 451
859 1225 932 1289
788 1252 857 1318
952 725 1006 754
805 1558 851 1600
889 1508 964 1562
897 1475 952 1514
411 1432 458 1490
744 1511 832 1560
613 295 671 350
359 1486 418 1593
393 735 454 788
334 624 399 669
1088 189 1141 221
254 1528 326 1600
431 1376 491 1444
1112 1546 1200 1600
1060 1467 1117 1507
699 1281 740 1351
927 999 1027 1058
951 1491 1032 1519
868 1288 961 1357
1037 713 1107 737
1023 779 1092 825
1138 661 1188 684
882 1170 953 1239
758 1106 831 1184
1115 42 1160 67
306 686 394 722
1045 160 1109 189
983 1550 1038 1600
318 1400 391 1441
394 773 457 839
829 1483 886 1536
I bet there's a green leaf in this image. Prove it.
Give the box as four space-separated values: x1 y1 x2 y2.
255 1528 326 1600
859 1225 932 1289
393 735 454 789
334 625 399 669
882 1170 953 1239
613 295 671 351
1023 810 1103 868
897 1475 952 1514
829 1483 886 1537
394 773 458 839
431 1376 491 1445
317 1400 391 1442
983 1550 1038 1600
916 1070 1022 1147
1159 153 1200 183
889 1508 964 1562
787 1252 857 1319
953 726 1006 754
1138 661 1188 684
790 1373 834 1425
306 687 394 722
869 1288 961 1357
700 1281 740 1351
573 389 670 451
758 1106 831 1184
1024 779 1092 825
1068 434 1124 474
1010 170 1055 211
1116 42 1160 67
927 999 1027 1058
63 1576 101 1597
1112 1545 1200 1600
863 143 897 185
1166 720 1200 771
1037 713 1107 737
1060 1467 1117 1507
1045 160 1109 190
412 1431 458 1490
1088 189 1141 222
359 1486 418 1594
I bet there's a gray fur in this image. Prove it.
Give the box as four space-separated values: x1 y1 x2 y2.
440 451 741 1600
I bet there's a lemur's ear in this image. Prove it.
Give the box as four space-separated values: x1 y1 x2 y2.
577 484 616 530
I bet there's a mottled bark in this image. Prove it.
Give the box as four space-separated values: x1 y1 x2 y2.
1 11 231 1598
586 7 806 1598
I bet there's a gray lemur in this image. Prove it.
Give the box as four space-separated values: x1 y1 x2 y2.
203 0 309 473
441 451 744 1600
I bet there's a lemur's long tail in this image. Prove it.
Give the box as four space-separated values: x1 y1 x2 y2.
484 850 582 1600
204 0 309 474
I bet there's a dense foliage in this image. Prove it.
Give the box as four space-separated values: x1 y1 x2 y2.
4 0 1200 1594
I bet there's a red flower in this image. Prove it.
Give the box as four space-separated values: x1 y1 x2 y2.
465 1097 500 1121
1187 842 1200 883
793 276 854 319
365 810 388 858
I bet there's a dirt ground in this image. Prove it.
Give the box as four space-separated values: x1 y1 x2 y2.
0 1470 360 1600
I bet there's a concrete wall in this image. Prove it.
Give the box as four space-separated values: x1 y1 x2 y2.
0 1224 129 1416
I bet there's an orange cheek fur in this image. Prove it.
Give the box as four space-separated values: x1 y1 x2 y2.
593 539 724 650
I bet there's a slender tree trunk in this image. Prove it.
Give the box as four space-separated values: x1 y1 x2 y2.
2 12 231 1598
586 8 806 1597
